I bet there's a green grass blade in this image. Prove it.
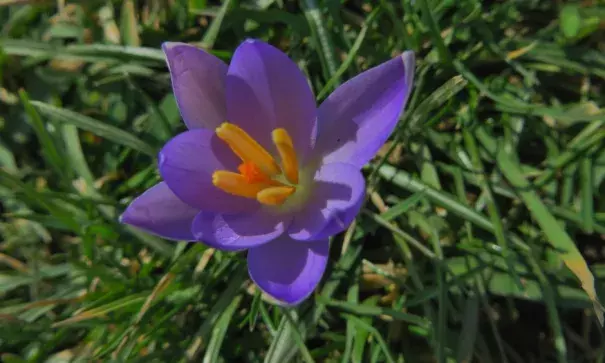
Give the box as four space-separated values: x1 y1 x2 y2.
19 90 67 181
203 295 243 363
343 314 396 363
316 8 379 100
456 295 480 363
31 101 156 156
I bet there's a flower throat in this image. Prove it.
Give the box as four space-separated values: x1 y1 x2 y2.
212 123 299 206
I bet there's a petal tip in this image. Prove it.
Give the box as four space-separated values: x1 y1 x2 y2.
118 204 141 227
247 238 329 307
118 210 141 231
162 41 184 54
276 295 308 306
244 38 260 45
249 274 312 307
401 51 416 89
118 204 137 225
401 50 416 67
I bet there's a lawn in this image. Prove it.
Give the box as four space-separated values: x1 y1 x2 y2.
1 0 605 362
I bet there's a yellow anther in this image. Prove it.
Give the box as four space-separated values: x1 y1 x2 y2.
256 186 296 206
213 170 274 199
272 128 299 184
216 123 281 176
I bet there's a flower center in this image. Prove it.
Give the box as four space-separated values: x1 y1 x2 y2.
212 122 300 206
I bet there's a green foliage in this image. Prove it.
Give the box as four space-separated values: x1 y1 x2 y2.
1 0 604 362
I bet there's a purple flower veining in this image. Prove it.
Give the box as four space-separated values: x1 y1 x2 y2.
120 39 415 305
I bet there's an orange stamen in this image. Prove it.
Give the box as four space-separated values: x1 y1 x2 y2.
215 123 281 176
256 186 296 206
214 123 302 206
212 171 275 198
272 128 299 184
238 161 274 184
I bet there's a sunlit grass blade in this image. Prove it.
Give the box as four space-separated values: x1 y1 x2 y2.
61 124 95 186
120 0 140 47
301 0 339 82
497 146 604 326
200 0 234 49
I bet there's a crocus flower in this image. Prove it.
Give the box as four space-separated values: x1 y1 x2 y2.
121 39 415 305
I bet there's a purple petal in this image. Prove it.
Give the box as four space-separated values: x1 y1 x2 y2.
313 52 415 168
289 163 365 241
248 237 329 305
159 129 256 214
163 42 228 130
192 209 290 251
120 182 198 240
313 191 364 239
226 39 317 161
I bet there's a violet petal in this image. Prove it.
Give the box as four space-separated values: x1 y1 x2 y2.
158 129 256 214
120 182 198 240
312 192 364 240
248 236 329 305
313 52 415 168
163 42 228 130
192 208 290 251
226 39 317 160
289 163 365 241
